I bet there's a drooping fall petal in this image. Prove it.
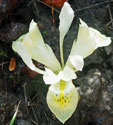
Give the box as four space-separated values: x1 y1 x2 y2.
47 81 79 123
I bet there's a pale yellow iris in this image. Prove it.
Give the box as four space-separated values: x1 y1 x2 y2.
12 2 111 124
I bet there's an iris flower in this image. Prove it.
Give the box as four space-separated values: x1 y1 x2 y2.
12 2 111 123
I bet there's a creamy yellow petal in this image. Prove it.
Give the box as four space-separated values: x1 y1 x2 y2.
60 66 77 81
43 68 61 85
69 19 111 59
69 20 96 58
89 27 111 48
69 55 84 71
28 19 45 45
14 20 61 72
59 2 74 67
66 19 111 70
43 66 77 85
12 41 44 74
47 81 79 123
59 2 74 40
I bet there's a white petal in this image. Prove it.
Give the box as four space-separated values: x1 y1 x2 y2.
43 66 77 85
69 19 96 58
28 19 45 45
69 19 111 59
12 41 44 74
15 20 61 72
43 68 61 85
29 43 61 72
47 81 79 124
60 66 77 81
69 55 84 71
59 2 74 40
89 27 111 48
59 2 74 67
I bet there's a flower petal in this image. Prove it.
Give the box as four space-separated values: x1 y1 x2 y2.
14 20 61 72
43 66 77 85
59 2 74 67
12 41 44 74
59 2 74 40
28 19 45 45
69 19 111 59
47 81 79 124
69 19 96 58
60 66 77 81
43 68 61 85
89 27 111 48
69 55 84 71
66 19 111 70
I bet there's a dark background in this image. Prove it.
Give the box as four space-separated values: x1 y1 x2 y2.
0 0 113 124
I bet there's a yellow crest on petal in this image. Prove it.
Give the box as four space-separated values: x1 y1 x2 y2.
47 81 79 124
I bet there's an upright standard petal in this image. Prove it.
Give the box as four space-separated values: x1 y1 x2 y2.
59 2 74 40
47 81 79 124
12 40 44 75
68 19 111 59
59 2 74 67
15 20 61 72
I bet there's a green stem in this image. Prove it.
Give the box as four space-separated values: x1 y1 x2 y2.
60 36 64 68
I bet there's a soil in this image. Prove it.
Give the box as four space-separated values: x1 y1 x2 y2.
0 0 113 125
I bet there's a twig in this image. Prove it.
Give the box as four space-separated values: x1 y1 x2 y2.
0 61 8 70
33 0 39 19
107 4 113 27
75 0 113 13
27 0 33 6
31 105 39 124
106 19 113 26
29 96 39 125
29 93 38 103
23 83 28 104
27 0 60 14
23 83 29 114
44 111 49 123
36 0 60 13
106 25 113 30
31 119 38 125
